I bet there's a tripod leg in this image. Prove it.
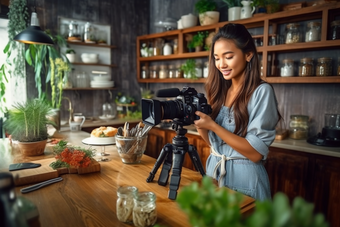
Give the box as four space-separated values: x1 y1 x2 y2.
168 151 185 200
146 143 172 183
188 145 206 177
157 145 173 186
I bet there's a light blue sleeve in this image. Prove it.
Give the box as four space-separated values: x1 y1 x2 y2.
245 83 279 160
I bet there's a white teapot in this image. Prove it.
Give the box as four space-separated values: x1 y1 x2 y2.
241 1 255 19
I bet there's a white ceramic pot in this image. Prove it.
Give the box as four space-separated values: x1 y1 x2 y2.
228 7 242 21
177 19 183 29
181 14 197 28
241 1 255 19
66 53 76 63
199 11 220 26
81 53 99 63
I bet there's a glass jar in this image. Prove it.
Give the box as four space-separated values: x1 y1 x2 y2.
140 43 148 57
116 186 138 223
298 58 314 77
316 57 332 76
285 23 301 44
163 43 172 56
331 20 340 40
133 191 157 227
195 62 202 78
159 65 168 79
305 21 321 42
173 39 178 54
168 64 176 78
84 22 96 43
149 65 158 79
175 64 183 78
280 59 294 77
141 66 149 79
76 72 89 87
203 61 209 78
68 21 81 41
289 115 309 140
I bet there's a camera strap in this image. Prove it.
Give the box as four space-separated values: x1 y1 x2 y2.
210 146 238 187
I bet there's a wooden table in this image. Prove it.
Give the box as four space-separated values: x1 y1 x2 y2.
0 130 255 227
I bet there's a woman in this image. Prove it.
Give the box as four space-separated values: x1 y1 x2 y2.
194 23 281 201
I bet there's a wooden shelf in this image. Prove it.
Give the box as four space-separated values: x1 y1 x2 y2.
136 2 340 84
71 62 117 67
63 87 116 91
67 41 116 48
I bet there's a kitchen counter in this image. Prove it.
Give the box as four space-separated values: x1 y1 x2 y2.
0 130 255 227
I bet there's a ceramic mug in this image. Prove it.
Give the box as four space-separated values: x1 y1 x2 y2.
69 116 85 131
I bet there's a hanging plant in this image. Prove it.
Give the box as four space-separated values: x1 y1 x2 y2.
0 0 29 113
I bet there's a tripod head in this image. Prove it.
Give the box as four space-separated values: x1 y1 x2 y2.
171 119 187 136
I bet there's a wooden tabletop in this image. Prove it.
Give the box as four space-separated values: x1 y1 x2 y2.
0 130 255 227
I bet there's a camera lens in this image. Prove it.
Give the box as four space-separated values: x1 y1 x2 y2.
161 100 183 120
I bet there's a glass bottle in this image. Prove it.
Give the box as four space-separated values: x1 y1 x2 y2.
280 59 294 77
133 191 157 227
289 115 309 140
298 58 314 77
175 64 183 78
159 65 169 79
141 66 149 79
331 20 340 40
316 57 332 76
168 64 176 78
305 21 321 42
84 22 96 43
149 65 158 79
203 61 209 78
173 39 178 54
116 186 138 223
163 43 172 56
285 23 301 44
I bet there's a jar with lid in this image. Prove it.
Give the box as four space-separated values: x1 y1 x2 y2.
76 72 89 87
116 186 138 223
84 22 96 43
68 21 81 41
280 59 294 77
316 57 332 76
289 115 309 140
141 66 149 79
149 65 158 79
175 64 183 78
159 65 169 79
285 23 301 44
331 20 340 40
305 21 321 42
168 64 176 78
133 191 157 227
195 62 203 78
203 61 209 78
163 43 172 56
298 58 314 77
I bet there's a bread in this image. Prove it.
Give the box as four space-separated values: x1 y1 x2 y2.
91 126 118 137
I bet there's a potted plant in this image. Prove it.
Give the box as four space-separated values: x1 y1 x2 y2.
181 59 197 79
4 99 54 156
251 0 267 14
66 48 76 63
192 31 209 52
265 0 280 14
195 0 220 26
176 176 329 227
222 0 242 21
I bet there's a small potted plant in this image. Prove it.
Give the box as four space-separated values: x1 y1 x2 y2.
195 0 220 26
192 31 209 52
181 59 197 79
222 0 242 21
66 48 76 63
265 0 280 14
4 99 54 156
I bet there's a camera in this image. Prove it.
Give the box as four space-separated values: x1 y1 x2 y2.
142 87 212 126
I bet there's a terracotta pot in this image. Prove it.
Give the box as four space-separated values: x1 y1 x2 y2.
18 140 47 156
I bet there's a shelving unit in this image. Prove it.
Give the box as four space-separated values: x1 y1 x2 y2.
136 2 340 84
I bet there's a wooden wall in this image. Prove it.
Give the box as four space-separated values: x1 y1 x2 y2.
23 0 340 137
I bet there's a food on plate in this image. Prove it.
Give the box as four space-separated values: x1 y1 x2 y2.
91 126 118 137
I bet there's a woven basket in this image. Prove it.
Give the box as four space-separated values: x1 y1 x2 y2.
18 140 47 156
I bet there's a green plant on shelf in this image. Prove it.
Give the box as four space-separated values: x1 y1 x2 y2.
195 0 217 14
181 59 197 79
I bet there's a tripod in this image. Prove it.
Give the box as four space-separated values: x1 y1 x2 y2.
146 120 206 200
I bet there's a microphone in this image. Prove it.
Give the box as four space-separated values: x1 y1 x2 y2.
156 88 181 97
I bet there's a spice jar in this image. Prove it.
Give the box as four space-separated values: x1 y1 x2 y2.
289 115 309 140
149 65 158 79
305 21 321 42
195 62 203 78
175 64 183 78
203 61 209 78
285 23 301 44
159 65 168 79
133 191 157 227
331 20 340 40
298 58 314 77
163 43 172 56
84 22 95 43
316 57 332 76
116 186 138 223
168 64 176 78
280 59 294 77
141 66 149 79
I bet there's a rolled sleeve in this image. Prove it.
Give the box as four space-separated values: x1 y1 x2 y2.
245 84 279 159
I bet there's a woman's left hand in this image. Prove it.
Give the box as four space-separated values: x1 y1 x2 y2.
194 111 215 131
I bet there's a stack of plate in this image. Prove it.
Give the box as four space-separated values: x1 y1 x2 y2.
90 80 114 88
90 71 114 88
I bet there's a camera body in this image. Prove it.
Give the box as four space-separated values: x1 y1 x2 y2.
142 87 212 126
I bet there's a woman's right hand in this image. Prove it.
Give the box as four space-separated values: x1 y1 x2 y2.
194 111 215 131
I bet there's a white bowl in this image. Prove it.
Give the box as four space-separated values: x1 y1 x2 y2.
181 14 197 28
93 75 111 81
81 53 99 63
90 81 114 88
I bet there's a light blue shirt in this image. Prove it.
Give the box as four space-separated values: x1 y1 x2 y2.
206 83 279 201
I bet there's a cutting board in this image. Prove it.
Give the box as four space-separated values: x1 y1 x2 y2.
10 158 101 186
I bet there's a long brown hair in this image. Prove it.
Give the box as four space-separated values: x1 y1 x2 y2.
205 23 273 137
